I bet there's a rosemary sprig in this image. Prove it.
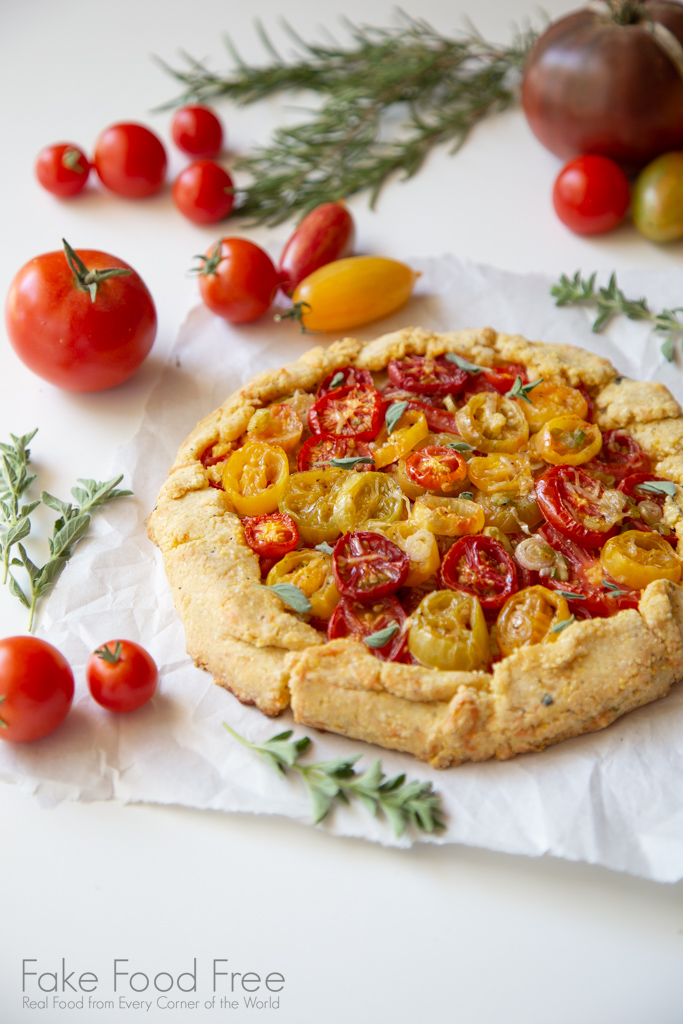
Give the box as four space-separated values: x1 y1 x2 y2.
224 723 445 836
8 476 132 631
0 430 39 586
551 271 683 361
159 15 537 224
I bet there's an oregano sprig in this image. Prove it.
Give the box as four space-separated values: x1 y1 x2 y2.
224 723 445 836
0 429 39 586
551 271 683 361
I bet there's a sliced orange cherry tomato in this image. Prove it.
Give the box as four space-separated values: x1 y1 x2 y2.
408 589 489 671
222 441 289 516
467 453 533 495
371 409 428 469
599 530 682 589
279 468 346 545
520 381 588 433
290 256 418 332
403 444 468 494
266 549 340 619
411 494 485 537
242 512 299 559
309 384 384 441
455 393 528 454
534 415 602 466
496 586 572 657
247 403 303 452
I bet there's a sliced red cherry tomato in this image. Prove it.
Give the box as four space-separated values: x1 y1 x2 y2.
462 363 528 398
332 530 409 600
387 354 467 396
538 522 639 616
242 512 300 559
327 595 407 661
439 535 518 612
297 435 374 472
584 429 651 485
380 386 461 435
403 445 467 494
171 105 223 158
35 143 90 198
535 464 624 548
309 384 384 440
316 365 374 397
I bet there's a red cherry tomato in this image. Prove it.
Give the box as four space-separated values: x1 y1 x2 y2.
462 363 528 398
387 354 467 396
552 155 631 235
242 512 299 559
279 201 355 296
403 445 467 494
196 238 280 323
538 522 639 616
5 241 157 392
94 122 167 198
0 637 74 743
327 595 407 661
86 640 158 713
535 464 623 548
584 429 651 484
35 143 90 197
440 535 518 612
171 105 223 158
332 530 409 600
380 386 461 434
172 159 234 224
297 435 374 472
308 384 385 441
316 365 374 397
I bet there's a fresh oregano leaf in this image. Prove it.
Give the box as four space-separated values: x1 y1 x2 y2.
636 480 676 498
363 623 399 648
505 376 543 404
444 353 484 374
554 591 587 601
259 581 312 614
385 401 408 434
315 542 335 555
329 456 375 469
329 371 345 389
447 441 475 453
550 613 576 634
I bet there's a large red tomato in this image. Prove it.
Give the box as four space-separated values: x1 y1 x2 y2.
0 636 74 743
5 241 157 392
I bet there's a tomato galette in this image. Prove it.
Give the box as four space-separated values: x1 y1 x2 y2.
148 327 683 767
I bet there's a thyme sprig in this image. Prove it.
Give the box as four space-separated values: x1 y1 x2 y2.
224 723 445 836
0 430 39 586
551 271 683 361
158 14 537 224
8 475 132 631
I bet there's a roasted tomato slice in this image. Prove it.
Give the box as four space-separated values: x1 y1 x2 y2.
618 472 675 542
535 464 626 548
297 435 374 472
408 589 489 671
600 530 682 589
242 512 299 559
538 521 639 616
439 534 518 612
387 354 467 396
533 415 603 466
317 365 374 397
380 385 461 434
583 429 651 485
496 586 572 657
247 403 303 452
327 595 407 661
403 445 467 494
456 393 529 453
521 381 589 433
332 530 410 600
222 441 289 516
308 384 384 440
462 363 528 398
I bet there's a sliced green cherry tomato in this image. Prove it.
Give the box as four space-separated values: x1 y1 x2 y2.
332 471 407 533
496 586 572 657
279 468 347 545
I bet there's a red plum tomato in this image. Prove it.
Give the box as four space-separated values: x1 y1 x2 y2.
0 636 74 743
171 105 223 158
5 242 157 392
279 201 355 295
172 160 234 224
35 143 90 197
87 640 158 713
197 238 280 323
94 122 167 198
553 155 630 235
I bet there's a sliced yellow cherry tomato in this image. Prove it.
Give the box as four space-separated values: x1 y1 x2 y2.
410 494 485 537
222 441 289 516
371 409 428 469
290 256 419 333
496 586 572 657
367 520 441 587
535 415 602 466
408 589 489 671
474 493 543 534
247 403 303 452
600 530 682 589
332 471 407 533
279 468 346 545
455 393 529 454
266 549 340 619
467 453 534 495
520 381 588 433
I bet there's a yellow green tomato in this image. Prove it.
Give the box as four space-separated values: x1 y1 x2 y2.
632 153 683 242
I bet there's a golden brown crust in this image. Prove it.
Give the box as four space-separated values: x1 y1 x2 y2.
148 327 683 765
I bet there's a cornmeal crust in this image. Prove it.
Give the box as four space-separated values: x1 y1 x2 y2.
148 327 683 766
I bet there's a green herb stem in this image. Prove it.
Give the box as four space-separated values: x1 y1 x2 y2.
0 430 38 586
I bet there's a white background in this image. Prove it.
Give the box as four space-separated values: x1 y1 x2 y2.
2 1 683 1022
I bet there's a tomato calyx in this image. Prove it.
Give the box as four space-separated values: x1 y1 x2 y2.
62 148 87 173
95 641 123 664
273 301 316 334
0 695 7 729
62 238 132 302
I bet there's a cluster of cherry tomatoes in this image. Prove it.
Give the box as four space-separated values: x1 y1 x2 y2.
203 351 681 670
0 636 158 743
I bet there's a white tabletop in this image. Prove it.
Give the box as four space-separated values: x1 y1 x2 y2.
2 1 683 1022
